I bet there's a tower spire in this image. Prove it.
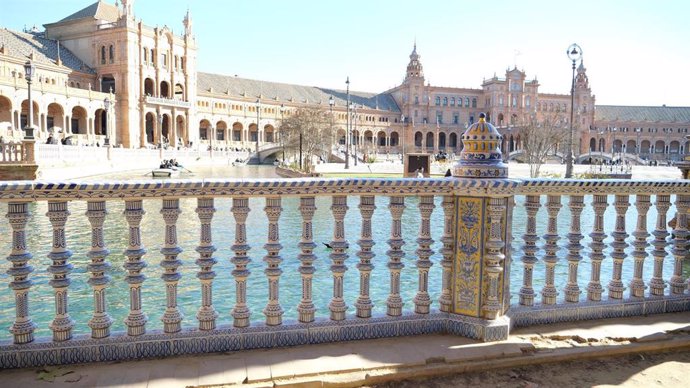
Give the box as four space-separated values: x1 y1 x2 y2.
183 7 193 36
405 42 424 81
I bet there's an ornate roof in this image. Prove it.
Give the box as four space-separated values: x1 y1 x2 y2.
197 72 400 112
0 28 95 74
55 1 120 24
595 105 690 123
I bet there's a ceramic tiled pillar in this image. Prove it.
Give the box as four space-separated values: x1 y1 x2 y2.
449 112 511 341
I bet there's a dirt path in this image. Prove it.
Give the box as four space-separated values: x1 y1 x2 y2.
370 350 690 388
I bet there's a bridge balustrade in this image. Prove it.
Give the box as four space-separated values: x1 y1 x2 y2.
0 177 688 368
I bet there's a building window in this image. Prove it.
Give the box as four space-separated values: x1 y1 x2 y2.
143 48 148 63
100 46 106 64
525 96 531 107
498 96 503 107
150 49 155 64
414 95 419 105
453 114 459 124
465 97 470 107
435 96 441 106
443 97 448 106
109 45 114 63
451 97 455 106
161 53 167 68
512 97 517 107
436 111 443 124
472 98 477 108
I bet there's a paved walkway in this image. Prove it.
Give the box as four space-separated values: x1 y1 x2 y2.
0 312 688 387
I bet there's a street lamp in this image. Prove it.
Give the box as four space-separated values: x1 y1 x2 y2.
329 95 334 154
255 99 260 155
345 77 350 169
565 43 582 178
157 112 163 149
401 114 405 160
103 97 110 146
23 59 36 139
280 104 285 163
353 104 358 166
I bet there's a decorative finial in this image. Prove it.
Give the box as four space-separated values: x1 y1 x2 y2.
453 112 508 178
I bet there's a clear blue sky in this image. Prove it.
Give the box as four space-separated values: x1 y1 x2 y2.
2 0 689 106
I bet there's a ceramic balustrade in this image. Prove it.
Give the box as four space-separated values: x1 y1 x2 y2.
510 180 690 327
0 177 688 369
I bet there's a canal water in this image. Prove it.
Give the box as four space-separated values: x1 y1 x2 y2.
0 165 680 340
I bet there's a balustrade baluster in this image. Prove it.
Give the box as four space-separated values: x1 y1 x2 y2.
649 195 670 296
297 196 317 323
670 195 689 294
386 196 405 316
160 199 183 333
541 195 561 305
195 198 218 330
438 196 454 312
329 195 349 321
47 201 74 342
520 195 540 306
608 195 630 299
564 195 584 303
587 195 608 301
231 197 251 327
6 202 37 344
86 201 112 338
355 195 375 318
414 195 435 314
123 199 148 336
263 197 283 326
483 197 506 319
630 195 650 297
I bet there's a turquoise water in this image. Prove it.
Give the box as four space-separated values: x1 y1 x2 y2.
0 166 681 341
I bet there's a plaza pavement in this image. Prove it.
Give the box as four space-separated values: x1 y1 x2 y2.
0 312 688 387
35 159 684 181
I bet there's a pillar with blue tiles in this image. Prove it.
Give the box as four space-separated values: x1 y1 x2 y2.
450 112 512 341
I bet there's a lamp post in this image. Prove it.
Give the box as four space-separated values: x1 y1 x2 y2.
329 95 334 155
103 97 111 146
565 43 582 178
255 99 260 155
610 126 618 162
401 114 405 159
280 104 285 163
353 103 358 166
345 77 350 169
23 59 35 139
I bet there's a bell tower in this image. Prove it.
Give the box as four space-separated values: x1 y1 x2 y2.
574 60 596 153
405 42 424 82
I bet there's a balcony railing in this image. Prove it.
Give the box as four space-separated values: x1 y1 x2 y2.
145 96 192 109
0 177 688 369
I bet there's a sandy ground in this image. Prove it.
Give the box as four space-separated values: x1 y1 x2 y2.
370 350 690 388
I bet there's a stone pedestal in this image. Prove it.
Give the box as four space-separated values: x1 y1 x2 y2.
0 164 39 180
449 113 512 341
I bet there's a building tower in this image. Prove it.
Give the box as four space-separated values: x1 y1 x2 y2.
574 60 596 154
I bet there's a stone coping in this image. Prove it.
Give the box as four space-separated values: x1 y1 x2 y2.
0 177 688 201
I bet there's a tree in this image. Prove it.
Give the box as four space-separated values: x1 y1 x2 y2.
278 107 333 172
519 113 570 178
